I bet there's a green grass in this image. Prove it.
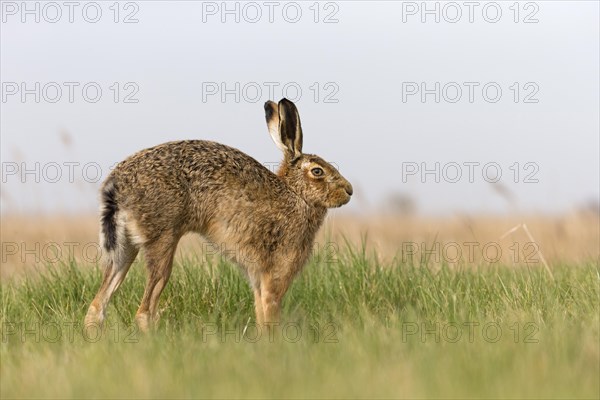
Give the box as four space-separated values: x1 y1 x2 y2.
1 248 598 399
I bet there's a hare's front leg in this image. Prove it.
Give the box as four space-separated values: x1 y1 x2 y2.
259 272 293 324
253 287 264 325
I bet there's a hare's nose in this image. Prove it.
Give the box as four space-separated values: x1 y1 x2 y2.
345 184 353 196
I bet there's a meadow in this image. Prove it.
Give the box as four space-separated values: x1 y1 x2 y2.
1 212 599 399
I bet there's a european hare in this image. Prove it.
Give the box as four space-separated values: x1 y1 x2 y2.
84 98 353 332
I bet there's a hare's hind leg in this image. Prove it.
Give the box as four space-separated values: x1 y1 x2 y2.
85 238 139 328
135 234 179 332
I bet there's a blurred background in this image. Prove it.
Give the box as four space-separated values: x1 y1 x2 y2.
1 1 599 275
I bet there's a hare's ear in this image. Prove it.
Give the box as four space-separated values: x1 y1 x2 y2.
264 100 287 153
264 98 303 160
278 98 303 160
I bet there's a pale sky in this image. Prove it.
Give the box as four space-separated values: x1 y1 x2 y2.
1 1 599 214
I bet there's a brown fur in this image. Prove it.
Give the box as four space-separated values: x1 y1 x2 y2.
84 99 353 332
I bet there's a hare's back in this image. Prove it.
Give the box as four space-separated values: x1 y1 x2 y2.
112 139 273 184
109 139 292 218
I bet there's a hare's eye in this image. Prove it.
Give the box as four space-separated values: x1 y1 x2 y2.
311 167 324 177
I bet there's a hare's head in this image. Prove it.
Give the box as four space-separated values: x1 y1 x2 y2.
264 99 353 209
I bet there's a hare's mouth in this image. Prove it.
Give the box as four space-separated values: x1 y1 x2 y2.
331 192 351 208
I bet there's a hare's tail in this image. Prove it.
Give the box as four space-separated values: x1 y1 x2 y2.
100 177 119 252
